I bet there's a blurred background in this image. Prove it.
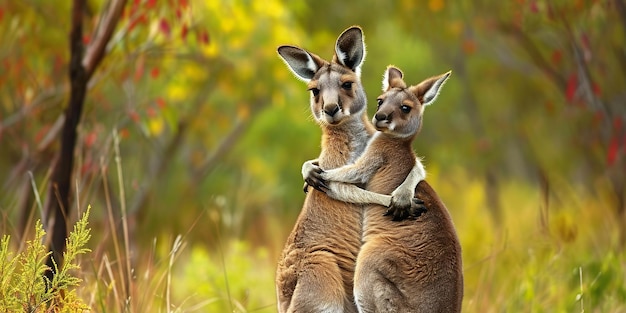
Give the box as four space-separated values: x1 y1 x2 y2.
1 0 625 312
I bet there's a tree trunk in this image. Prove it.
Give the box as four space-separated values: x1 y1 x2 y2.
44 0 127 282
44 0 87 282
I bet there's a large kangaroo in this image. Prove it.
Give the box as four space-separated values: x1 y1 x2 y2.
275 27 424 313
317 66 463 312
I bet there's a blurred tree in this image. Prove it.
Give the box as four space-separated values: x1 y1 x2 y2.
41 0 128 284
286 0 625 240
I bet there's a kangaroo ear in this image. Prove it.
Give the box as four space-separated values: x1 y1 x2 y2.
277 45 325 82
382 66 406 91
409 71 451 105
334 26 366 76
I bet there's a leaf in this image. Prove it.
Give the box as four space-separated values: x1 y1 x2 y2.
565 73 577 102
119 128 130 139
428 0 444 12
607 135 619 166
462 39 477 54
551 50 562 65
159 18 171 37
181 24 189 41
84 131 97 147
156 97 166 109
199 30 210 45
150 66 160 79
129 110 140 123
530 0 539 13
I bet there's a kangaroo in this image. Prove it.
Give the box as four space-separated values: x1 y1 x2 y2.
275 27 425 313
316 66 463 313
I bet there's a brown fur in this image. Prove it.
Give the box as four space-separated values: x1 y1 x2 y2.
275 26 373 313
321 66 463 312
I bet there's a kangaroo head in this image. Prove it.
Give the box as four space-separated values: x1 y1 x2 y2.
373 66 451 138
277 26 367 126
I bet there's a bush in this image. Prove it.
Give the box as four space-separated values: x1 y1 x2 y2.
0 207 92 312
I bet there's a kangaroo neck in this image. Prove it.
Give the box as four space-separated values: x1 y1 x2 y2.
318 112 372 169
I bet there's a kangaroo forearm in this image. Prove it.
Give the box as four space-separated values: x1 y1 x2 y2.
326 182 391 206
322 156 382 184
393 158 426 194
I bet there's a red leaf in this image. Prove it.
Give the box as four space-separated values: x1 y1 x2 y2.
134 57 144 81
129 110 140 122
530 0 539 13
156 97 166 109
119 128 130 139
146 0 156 9
176 8 182 19
551 50 562 65
181 24 189 40
82 35 91 45
129 14 147 32
462 39 477 54
565 73 577 103
150 67 160 79
0 7 4 22
84 132 97 147
159 18 171 36
180 0 189 8
607 135 619 166
199 30 210 45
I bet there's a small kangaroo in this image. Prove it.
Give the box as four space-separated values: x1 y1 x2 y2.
317 66 463 312
275 27 424 313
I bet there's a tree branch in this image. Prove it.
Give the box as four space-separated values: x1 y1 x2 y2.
83 0 127 78
498 22 567 89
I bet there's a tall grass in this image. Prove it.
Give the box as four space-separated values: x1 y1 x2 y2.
1 134 625 313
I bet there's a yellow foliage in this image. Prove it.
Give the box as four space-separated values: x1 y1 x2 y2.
253 0 286 19
148 116 164 137
429 0 445 12
182 63 207 81
236 104 249 120
166 84 188 102
201 42 220 57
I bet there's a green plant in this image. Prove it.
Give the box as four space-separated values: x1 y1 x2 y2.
0 206 92 312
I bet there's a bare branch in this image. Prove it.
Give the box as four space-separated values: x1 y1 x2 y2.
498 22 567 89
82 0 127 78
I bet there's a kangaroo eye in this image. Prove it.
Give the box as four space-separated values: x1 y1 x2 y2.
377 98 383 107
400 105 411 113
309 88 320 97
341 82 353 90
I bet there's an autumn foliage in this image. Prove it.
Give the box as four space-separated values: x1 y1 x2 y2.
0 0 625 312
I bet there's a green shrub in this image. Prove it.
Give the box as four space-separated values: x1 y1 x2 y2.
0 206 92 312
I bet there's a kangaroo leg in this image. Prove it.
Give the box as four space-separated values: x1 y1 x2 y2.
287 253 354 313
354 240 412 313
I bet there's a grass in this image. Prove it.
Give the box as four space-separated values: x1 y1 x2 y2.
1 145 625 312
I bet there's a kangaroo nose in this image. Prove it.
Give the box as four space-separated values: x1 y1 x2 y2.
374 112 388 121
324 104 340 117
